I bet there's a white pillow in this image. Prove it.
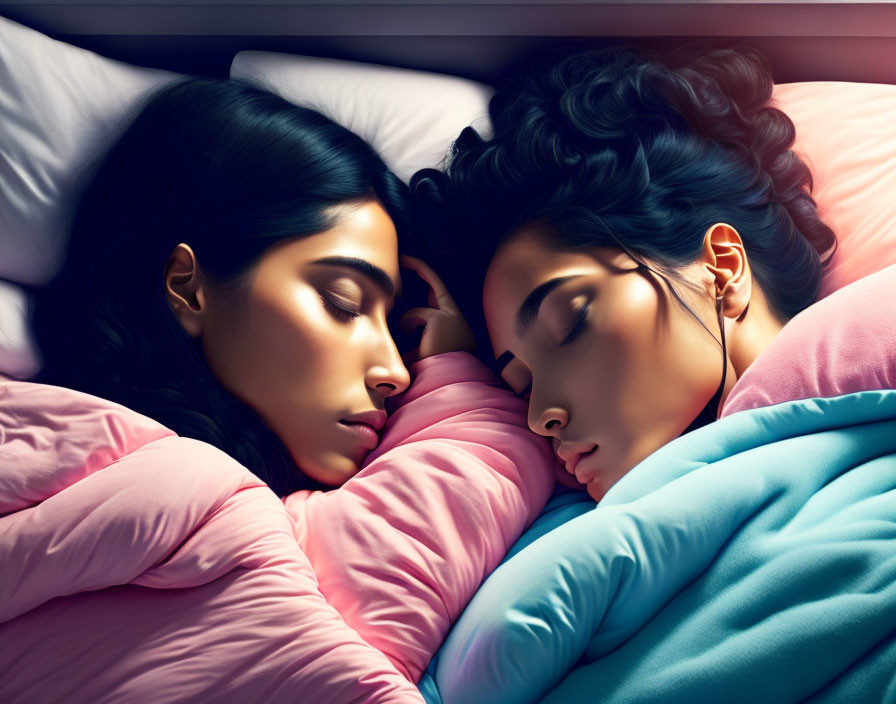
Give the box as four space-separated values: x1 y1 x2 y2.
0 16 180 286
0 35 495 378
229 51 494 183
0 16 180 377
0 280 39 379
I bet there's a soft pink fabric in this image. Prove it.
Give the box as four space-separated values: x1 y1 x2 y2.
0 351 555 702
721 264 896 418
286 351 555 683
772 82 896 298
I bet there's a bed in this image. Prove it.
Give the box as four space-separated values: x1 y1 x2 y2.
1 2 895 702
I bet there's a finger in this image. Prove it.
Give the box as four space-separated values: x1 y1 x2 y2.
400 255 457 311
400 256 440 309
398 307 437 335
400 255 445 297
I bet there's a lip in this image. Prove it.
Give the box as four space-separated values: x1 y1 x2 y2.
338 420 381 450
573 446 601 484
556 441 598 477
341 410 387 432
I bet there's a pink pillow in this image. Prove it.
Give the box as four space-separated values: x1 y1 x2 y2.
772 82 896 297
721 263 896 417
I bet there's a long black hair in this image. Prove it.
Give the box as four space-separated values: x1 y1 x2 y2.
31 76 416 496
412 45 836 358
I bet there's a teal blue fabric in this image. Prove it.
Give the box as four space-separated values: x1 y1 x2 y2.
419 391 896 704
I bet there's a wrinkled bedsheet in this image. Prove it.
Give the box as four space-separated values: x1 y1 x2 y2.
0 351 555 703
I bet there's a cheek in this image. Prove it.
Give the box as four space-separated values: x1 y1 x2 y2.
208 287 370 484
248 288 353 398
206 287 350 413
564 279 661 419
565 279 719 457
607 277 718 403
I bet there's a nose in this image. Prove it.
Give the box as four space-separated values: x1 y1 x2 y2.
529 403 569 438
366 330 411 400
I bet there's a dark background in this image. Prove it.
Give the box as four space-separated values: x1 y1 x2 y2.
3 1 896 86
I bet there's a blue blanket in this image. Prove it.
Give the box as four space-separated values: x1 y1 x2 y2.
419 390 896 703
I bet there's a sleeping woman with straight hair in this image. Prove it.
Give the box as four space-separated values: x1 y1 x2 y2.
32 76 418 497
0 76 555 703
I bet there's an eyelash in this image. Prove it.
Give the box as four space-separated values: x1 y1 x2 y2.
557 304 589 347
515 382 532 400
320 295 360 322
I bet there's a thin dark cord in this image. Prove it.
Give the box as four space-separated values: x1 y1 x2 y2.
707 294 728 420
673 292 731 435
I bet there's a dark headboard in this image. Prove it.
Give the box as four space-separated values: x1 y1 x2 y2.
3 1 896 85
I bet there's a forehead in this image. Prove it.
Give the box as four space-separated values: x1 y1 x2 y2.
260 200 400 284
482 235 606 355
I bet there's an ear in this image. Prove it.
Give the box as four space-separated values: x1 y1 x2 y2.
700 223 751 320
164 243 207 339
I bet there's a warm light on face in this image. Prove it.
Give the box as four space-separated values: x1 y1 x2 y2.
200 201 410 486
483 234 725 502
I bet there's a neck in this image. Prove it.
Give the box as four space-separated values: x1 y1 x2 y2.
723 286 787 383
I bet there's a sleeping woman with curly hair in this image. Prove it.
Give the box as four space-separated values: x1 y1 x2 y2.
414 44 844 500
413 44 896 704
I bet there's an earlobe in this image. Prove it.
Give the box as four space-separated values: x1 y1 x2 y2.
701 223 751 319
164 243 206 338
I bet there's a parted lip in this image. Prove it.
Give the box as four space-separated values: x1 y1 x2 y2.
555 440 599 477
339 410 387 432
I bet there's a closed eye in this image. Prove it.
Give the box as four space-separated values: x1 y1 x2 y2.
557 305 589 347
515 381 532 400
320 294 360 322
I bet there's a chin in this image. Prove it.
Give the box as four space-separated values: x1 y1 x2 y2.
584 462 632 503
586 481 608 503
294 448 361 487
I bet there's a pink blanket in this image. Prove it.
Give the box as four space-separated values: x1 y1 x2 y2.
0 352 555 703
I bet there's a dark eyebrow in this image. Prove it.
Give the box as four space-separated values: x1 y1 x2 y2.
310 256 396 297
514 275 580 338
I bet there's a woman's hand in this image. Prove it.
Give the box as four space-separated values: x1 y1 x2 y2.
398 255 475 364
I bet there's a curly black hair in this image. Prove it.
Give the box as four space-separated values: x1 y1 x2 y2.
412 44 836 358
